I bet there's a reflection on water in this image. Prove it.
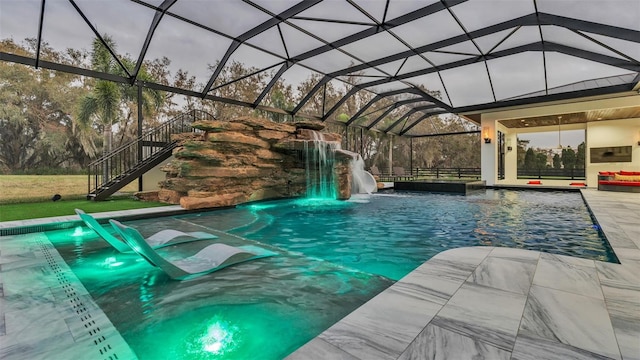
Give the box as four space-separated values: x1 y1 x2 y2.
223 190 616 281
47 189 616 359
49 226 390 360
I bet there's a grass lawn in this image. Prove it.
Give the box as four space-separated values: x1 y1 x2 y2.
0 197 170 222
0 175 168 222
0 175 139 203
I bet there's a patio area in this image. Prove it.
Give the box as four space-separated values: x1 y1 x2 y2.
1 189 638 359
288 189 640 359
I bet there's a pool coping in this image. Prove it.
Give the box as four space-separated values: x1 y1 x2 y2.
0 205 215 236
1 189 638 359
286 189 640 360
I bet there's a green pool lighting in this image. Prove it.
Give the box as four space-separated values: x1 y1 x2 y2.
72 226 86 237
200 320 239 356
103 256 124 268
243 203 279 211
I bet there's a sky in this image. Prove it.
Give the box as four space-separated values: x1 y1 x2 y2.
1 0 638 109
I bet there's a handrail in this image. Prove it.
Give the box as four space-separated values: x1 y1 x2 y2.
372 167 481 181
87 109 214 197
516 167 585 179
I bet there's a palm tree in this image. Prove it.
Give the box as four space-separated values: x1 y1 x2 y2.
76 36 165 158
76 36 122 158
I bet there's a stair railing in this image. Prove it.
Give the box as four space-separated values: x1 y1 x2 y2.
87 109 214 198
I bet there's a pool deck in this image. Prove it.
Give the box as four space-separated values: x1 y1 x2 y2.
1 189 638 359
288 189 640 360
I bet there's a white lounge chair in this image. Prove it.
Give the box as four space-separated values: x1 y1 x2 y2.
75 209 217 253
109 220 276 280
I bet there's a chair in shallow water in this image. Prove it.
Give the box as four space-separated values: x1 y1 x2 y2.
109 220 277 279
75 209 217 253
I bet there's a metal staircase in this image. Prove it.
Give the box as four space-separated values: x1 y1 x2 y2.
87 109 214 201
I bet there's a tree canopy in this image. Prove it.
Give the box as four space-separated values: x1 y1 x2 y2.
1 36 481 174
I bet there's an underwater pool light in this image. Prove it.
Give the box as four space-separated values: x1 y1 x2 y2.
103 256 124 268
72 226 85 237
200 320 239 355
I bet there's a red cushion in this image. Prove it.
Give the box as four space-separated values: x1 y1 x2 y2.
570 182 586 186
599 171 614 176
599 180 640 186
619 171 640 176
527 180 541 185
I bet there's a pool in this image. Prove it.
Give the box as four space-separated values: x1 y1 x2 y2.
47 189 615 359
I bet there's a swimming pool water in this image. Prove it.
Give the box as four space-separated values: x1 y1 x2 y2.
229 189 616 280
49 189 615 359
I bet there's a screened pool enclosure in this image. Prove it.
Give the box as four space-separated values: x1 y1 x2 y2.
1 0 638 137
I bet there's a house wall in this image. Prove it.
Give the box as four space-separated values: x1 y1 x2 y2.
480 119 496 185
479 95 640 187
122 156 174 192
585 119 640 187
142 156 173 191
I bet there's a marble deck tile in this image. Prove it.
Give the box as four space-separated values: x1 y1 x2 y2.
615 249 640 262
511 335 615 360
0 257 47 275
469 256 536 295
532 253 603 299
606 298 640 360
1 265 59 296
433 246 492 268
0 288 56 316
539 252 596 267
430 282 527 351
397 323 510 360
1 329 136 360
0 332 74 360
3 297 72 337
519 284 620 359
604 209 639 224
413 257 476 282
0 231 138 360
27 341 136 360
319 281 443 360
397 268 466 306
598 223 639 250
601 282 640 305
617 222 640 250
0 240 38 252
601 284 640 360
285 338 360 360
488 247 540 263
596 261 640 291
0 311 74 358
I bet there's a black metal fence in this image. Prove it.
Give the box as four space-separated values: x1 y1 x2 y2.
414 167 481 179
373 167 481 180
517 168 585 179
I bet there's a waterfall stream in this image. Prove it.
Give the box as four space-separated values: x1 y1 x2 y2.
303 130 376 198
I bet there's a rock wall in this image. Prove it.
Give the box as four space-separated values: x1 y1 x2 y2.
156 116 352 210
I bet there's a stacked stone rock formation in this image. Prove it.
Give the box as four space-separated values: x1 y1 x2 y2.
155 116 353 210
